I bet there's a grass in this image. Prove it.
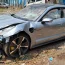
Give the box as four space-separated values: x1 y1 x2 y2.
0 8 5 12
0 7 22 14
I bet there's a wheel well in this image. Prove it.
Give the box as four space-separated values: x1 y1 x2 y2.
18 31 31 43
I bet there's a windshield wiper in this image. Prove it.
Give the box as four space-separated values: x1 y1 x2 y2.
11 14 31 21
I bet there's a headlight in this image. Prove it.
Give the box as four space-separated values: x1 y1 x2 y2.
0 35 3 41
0 26 15 34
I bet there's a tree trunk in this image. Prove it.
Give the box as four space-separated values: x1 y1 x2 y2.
53 0 57 4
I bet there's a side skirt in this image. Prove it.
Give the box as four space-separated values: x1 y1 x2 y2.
31 36 65 49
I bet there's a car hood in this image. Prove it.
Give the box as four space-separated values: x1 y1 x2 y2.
0 15 28 29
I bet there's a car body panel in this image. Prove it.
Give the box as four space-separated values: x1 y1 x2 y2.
0 15 28 29
34 18 65 43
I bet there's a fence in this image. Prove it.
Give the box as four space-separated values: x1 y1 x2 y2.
0 0 27 7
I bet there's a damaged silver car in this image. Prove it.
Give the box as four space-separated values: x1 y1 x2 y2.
0 4 65 58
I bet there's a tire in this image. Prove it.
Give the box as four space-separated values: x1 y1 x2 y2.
4 33 31 59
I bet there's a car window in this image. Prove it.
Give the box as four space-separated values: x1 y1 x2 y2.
44 9 61 19
63 9 65 17
14 5 46 21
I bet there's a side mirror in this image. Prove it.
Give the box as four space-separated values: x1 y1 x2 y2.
42 18 53 24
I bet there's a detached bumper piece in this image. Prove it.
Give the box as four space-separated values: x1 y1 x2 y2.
0 49 3 59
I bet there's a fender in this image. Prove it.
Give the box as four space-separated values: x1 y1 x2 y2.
3 23 29 37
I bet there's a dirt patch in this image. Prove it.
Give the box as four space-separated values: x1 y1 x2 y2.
0 39 65 65
57 53 65 60
0 7 22 14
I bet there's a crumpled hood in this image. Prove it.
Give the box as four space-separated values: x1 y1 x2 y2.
0 14 27 29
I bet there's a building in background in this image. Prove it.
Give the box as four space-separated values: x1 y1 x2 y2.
27 0 45 5
0 0 44 7
45 0 57 4
0 0 27 7
1 0 65 8
27 0 42 3
62 0 65 5
45 0 65 4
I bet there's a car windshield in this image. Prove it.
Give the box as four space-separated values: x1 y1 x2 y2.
14 4 47 21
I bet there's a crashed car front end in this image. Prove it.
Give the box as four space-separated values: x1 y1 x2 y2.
0 35 5 48
0 26 15 46
0 15 29 49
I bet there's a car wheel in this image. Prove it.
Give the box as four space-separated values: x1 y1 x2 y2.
4 34 30 58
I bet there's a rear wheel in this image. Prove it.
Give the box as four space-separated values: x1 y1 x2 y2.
4 34 30 58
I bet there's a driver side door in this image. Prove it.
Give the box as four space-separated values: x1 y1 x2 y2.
35 8 64 44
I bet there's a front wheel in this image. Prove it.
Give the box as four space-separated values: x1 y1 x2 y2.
4 34 30 58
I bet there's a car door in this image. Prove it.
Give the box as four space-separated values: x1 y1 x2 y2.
35 8 65 45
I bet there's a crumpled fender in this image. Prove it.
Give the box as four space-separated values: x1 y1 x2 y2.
3 23 29 37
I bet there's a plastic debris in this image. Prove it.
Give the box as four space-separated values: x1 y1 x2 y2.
49 57 53 62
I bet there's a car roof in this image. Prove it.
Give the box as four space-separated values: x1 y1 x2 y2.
31 4 65 21
30 3 65 8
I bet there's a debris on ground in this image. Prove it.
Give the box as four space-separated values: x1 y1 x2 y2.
49 57 53 62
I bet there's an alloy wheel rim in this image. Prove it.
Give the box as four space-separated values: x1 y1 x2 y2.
9 36 29 57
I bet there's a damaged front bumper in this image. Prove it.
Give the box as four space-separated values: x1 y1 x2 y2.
0 36 7 48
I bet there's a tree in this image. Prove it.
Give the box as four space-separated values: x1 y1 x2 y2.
53 0 57 4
